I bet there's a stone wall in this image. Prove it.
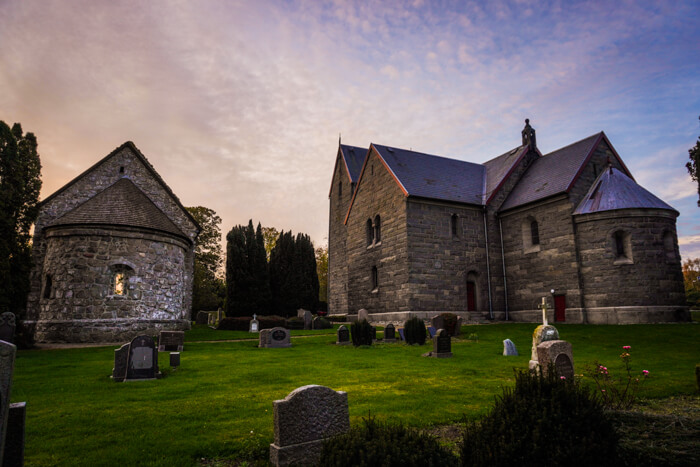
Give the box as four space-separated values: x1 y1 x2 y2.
328 154 353 315
345 149 410 314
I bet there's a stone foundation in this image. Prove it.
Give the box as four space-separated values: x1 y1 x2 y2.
24 319 191 344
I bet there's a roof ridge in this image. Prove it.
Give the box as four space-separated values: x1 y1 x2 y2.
541 131 602 158
371 143 483 168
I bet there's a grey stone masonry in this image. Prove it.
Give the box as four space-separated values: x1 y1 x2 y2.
0 340 16 463
328 152 354 316
270 385 349 466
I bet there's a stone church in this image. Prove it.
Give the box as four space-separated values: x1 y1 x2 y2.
328 121 688 324
25 142 200 343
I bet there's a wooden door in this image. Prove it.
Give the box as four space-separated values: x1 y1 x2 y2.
467 281 476 311
554 295 566 322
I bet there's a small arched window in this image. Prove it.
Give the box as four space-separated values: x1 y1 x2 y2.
374 215 381 243
451 214 459 237
530 219 540 246
366 219 374 246
612 230 633 264
43 274 53 299
111 264 134 297
522 216 540 253
371 266 378 291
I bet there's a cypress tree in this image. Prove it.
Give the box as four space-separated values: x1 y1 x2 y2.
225 225 248 317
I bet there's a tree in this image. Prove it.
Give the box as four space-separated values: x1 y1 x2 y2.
225 220 271 316
682 258 700 308
685 115 700 206
185 206 225 314
269 230 318 316
261 226 279 259
315 245 328 306
0 121 42 317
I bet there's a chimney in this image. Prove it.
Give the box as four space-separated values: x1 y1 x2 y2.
521 118 537 150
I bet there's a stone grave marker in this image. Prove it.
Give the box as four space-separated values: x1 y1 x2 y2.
432 329 452 358
383 323 396 342
112 343 130 382
398 328 405 341
336 325 350 345
0 312 16 344
3 401 26 467
249 314 259 333
537 340 574 380
298 309 313 330
126 335 159 380
453 316 462 336
158 331 184 352
170 352 180 368
357 308 369 322
431 315 444 332
371 326 378 341
259 329 271 348
268 327 291 348
195 311 209 325
208 312 217 327
503 339 518 356
270 385 349 466
427 326 437 338
529 324 559 371
0 340 16 463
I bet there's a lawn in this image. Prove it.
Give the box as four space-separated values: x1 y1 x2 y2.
10 323 700 466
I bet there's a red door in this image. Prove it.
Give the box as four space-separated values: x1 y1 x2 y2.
467 281 476 311
554 295 566 322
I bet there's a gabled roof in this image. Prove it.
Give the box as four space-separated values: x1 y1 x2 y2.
483 145 530 204
372 144 485 205
499 132 632 211
574 166 677 215
40 141 200 233
48 177 190 241
341 144 366 183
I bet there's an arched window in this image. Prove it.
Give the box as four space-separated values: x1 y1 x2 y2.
111 264 134 297
522 216 540 253
612 230 633 264
43 274 52 299
371 266 378 290
374 215 381 243
451 214 459 237
366 219 374 246
530 219 540 246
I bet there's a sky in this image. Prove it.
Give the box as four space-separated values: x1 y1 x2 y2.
1 0 699 258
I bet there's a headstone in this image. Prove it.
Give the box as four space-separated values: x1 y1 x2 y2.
250 314 260 333
208 312 216 327
431 315 444 332
0 340 17 463
432 329 452 358
126 335 159 381
336 325 350 345
537 340 574 380
529 324 559 371
371 326 377 341
270 385 349 466
0 312 16 344
195 311 209 325
503 338 518 356
3 402 26 467
398 328 405 341
427 326 437 338
298 309 313 330
268 327 291 348
383 323 396 342
453 316 462 337
170 352 180 368
158 331 184 352
112 343 130 382
357 308 369 322
259 329 271 348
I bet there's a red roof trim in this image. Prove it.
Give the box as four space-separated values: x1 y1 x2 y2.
566 132 634 193
485 146 534 205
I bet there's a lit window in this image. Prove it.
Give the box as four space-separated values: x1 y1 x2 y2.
114 272 127 295
111 264 135 297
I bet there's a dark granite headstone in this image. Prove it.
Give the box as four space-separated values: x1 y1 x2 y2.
371 326 377 341
259 329 271 348
195 311 209 325
269 327 291 348
384 323 396 342
112 343 130 382
432 329 452 358
3 402 25 467
158 331 184 352
0 312 15 344
336 325 350 345
126 335 158 380
170 352 180 368
0 340 16 462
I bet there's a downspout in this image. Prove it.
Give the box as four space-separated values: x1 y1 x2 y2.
483 208 493 320
571 216 588 324
498 215 509 321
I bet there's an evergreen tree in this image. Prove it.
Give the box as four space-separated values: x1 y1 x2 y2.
269 230 318 315
225 220 272 316
225 225 248 317
0 121 42 317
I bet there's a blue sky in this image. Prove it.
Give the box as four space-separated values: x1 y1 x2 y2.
1 0 699 257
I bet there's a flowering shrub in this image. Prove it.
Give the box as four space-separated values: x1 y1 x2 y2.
588 345 650 410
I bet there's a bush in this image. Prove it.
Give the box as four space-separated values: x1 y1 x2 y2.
586 345 650 410
319 416 458 467
326 315 347 322
258 315 287 329
351 319 373 346
286 316 305 330
217 317 251 331
460 368 618 466
404 317 426 345
313 316 332 329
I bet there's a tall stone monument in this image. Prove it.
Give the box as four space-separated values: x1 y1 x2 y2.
530 296 559 371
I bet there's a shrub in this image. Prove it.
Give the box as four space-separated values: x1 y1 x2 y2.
217 317 251 331
351 319 373 346
258 315 287 329
404 317 426 345
286 316 305 330
319 415 458 467
586 345 650 410
313 317 332 329
326 315 347 322
460 367 618 466
440 312 459 336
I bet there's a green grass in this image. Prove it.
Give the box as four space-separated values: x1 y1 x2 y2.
10 323 700 466
184 324 344 342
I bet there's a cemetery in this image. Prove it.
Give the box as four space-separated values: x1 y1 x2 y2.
2 319 698 465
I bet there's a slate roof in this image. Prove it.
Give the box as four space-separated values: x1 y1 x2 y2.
372 144 486 205
483 145 529 203
574 167 677 215
340 144 366 183
499 133 603 211
49 177 189 240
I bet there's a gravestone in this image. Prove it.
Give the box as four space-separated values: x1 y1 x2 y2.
371 326 378 341
398 328 405 341
0 312 16 344
195 311 209 325
3 402 26 467
529 324 559 371
0 340 16 463
126 335 158 380
503 339 518 356
298 309 313 330
432 329 452 358
158 331 184 352
536 340 574 380
357 308 369 322
112 343 130 382
208 312 217 327
250 314 260 333
384 323 396 342
430 315 462 337
453 316 462 337
270 385 349 466
268 327 291 348
259 329 271 348
336 325 350 345
170 352 180 368
427 326 437 338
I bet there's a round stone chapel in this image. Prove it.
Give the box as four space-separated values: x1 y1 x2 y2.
25 142 200 343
